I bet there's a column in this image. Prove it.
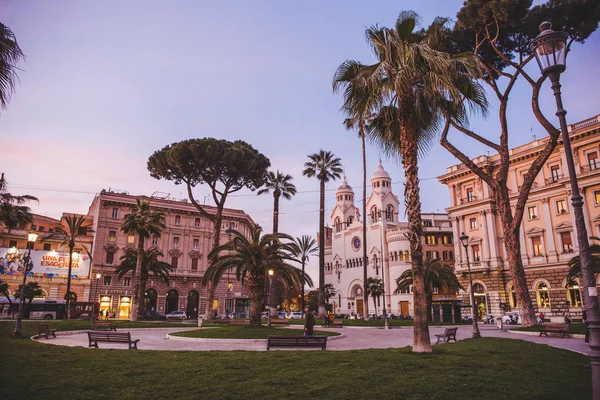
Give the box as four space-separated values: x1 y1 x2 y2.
568 192 581 252
581 187 593 238
519 225 529 264
486 210 501 267
541 198 558 261
481 210 491 266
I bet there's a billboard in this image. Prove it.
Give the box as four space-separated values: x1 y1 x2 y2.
0 248 91 279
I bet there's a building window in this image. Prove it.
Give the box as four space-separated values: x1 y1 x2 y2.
527 206 538 220
588 151 599 170
152 235 158 246
425 251 432 260
334 217 342 233
423 220 432 227
108 230 116 242
536 282 550 308
404 250 409 260
595 190 600 205
532 236 544 257
466 187 475 202
43 243 51 251
191 258 198 271
449 250 453 260
426 235 436 245
442 235 451 245
471 244 480 262
173 237 180 247
560 231 574 253
469 217 477 230
175 215 181 225
509 285 518 309
38 226 45 232
9 240 17 248
195 218 201 228
567 284 582 308
193 238 199 249
550 165 561 182
105 251 115 265
556 199 567 215
171 256 178 269
123 277 131 287
111 207 118 219
103 276 112 286
127 235 135 244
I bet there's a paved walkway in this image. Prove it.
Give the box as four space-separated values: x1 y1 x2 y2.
33 324 592 354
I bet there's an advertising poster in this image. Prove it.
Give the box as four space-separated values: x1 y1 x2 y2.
0 247 91 279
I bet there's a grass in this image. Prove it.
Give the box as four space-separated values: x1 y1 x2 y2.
172 326 340 339
513 322 586 335
0 320 591 400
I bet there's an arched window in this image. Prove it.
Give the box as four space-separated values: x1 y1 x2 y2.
472 283 485 295
566 283 582 308
347 216 354 226
386 205 394 222
404 250 409 260
370 206 379 223
334 217 342 233
508 285 518 309
537 282 550 308
398 251 403 261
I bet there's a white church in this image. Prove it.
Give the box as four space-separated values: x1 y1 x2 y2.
324 161 454 318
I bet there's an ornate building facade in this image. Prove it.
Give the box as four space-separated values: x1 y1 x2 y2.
438 114 600 322
324 162 455 318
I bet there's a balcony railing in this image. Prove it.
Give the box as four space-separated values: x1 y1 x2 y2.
581 164 600 173
460 196 478 205
545 174 563 185
518 182 538 192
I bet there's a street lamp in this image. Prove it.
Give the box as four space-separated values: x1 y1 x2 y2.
459 232 481 339
531 21 599 395
267 269 274 327
13 231 38 337
90 273 101 324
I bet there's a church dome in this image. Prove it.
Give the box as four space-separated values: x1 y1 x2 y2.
371 160 390 181
337 176 354 193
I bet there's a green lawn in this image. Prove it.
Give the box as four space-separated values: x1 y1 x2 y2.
172 326 340 339
0 320 591 400
513 323 586 335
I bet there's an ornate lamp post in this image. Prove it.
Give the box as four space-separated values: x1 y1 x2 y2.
13 231 38 337
531 21 599 396
267 269 274 327
90 273 101 324
459 232 481 339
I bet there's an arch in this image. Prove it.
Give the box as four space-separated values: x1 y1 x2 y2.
564 281 582 308
334 217 342 233
472 282 486 295
187 290 200 319
506 283 518 309
370 206 379 223
349 282 363 298
144 288 158 311
166 289 179 314
534 280 551 308
404 250 409 260
386 205 395 222
347 216 354 226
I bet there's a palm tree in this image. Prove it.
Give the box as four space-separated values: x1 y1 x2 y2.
394 259 464 319
202 225 312 326
121 199 166 321
303 150 343 318
0 279 11 306
115 248 173 306
289 235 318 313
0 23 25 113
0 174 38 231
333 11 487 352
323 283 337 304
13 281 43 307
366 277 385 316
567 237 600 286
45 214 92 319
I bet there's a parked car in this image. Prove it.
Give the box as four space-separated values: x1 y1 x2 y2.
140 310 167 321
166 311 187 320
260 312 268 319
287 312 303 319
502 312 521 325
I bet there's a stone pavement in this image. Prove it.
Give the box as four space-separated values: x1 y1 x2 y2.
32 323 592 355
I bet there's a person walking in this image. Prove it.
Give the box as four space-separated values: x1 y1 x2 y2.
304 305 315 336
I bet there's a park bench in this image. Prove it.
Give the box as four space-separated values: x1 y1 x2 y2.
212 318 231 326
91 320 117 331
539 323 571 338
87 331 140 349
330 319 343 328
267 335 327 351
434 327 458 344
38 323 56 339
269 319 290 326
229 319 250 326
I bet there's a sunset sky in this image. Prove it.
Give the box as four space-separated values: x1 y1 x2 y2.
1 0 599 280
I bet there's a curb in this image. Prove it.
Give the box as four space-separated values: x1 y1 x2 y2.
508 329 585 339
166 333 345 342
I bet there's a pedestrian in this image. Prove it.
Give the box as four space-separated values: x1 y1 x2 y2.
584 310 589 344
303 305 315 336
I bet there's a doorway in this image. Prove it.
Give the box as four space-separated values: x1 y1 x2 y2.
166 289 179 314
399 301 409 316
144 288 157 311
356 299 364 315
186 290 199 319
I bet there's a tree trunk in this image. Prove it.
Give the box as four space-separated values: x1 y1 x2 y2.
496 190 537 326
139 278 147 314
402 133 432 353
270 192 280 317
65 242 74 320
248 274 265 326
373 297 377 316
204 201 226 318
318 178 326 318
130 234 145 322
361 128 370 320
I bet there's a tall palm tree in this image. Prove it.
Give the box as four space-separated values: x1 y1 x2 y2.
323 283 337 304
0 174 38 231
0 23 25 113
121 199 166 321
567 236 600 286
394 259 464 319
333 11 487 352
303 150 343 318
115 248 173 305
203 225 312 326
289 235 318 313
366 277 385 316
45 214 92 319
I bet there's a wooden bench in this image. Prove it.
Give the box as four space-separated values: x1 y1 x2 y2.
269 319 290 326
267 335 327 350
435 327 458 344
38 323 56 339
539 323 571 338
88 331 140 349
330 319 343 328
91 320 117 331
229 319 250 326
212 318 231 326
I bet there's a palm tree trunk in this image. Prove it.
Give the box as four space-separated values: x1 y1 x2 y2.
318 178 326 318
65 243 74 320
130 234 144 322
248 274 265 326
373 296 377 316
361 128 370 320
301 261 306 312
270 193 280 317
139 278 147 314
402 131 432 353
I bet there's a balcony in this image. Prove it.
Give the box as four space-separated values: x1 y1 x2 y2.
581 164 600 173
517 182 538 192
545 174 563 185
459 196 478 205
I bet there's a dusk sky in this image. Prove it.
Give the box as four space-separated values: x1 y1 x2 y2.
1 1 599 281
